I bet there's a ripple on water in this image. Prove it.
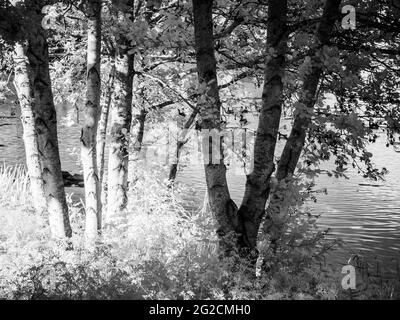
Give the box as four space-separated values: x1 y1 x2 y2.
1 107 400 265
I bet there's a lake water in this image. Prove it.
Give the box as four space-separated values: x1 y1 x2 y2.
1 102 400 268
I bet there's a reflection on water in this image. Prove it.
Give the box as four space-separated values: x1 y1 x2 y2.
1 104 400 265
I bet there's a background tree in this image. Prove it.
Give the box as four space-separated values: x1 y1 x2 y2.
106 0 135 222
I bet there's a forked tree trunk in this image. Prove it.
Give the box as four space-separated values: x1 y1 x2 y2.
193 0 237 254
81 0 102 241
235 0 288 260
106 41 134 222
27 23 72 239
13 41 47 215
264 0 342 247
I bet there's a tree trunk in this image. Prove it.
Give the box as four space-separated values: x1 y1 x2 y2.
235 0 288 260
193 0 237 254
106 41 134 222
13 41 47 216
81 0 102 242
27 23 72 239
97 60 115 189
132 108 146 154
264 0 342 247
168 109 198 184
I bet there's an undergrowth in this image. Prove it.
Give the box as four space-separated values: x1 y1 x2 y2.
1 165 396 300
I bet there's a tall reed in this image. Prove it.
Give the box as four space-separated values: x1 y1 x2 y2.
0 163 30 208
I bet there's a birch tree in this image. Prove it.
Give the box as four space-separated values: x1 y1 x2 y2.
106 0 135 222
97 59 115 199
28 12 72 239
81 0 102 241
13 41 47 215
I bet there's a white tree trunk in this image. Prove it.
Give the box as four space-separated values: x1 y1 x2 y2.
106 51 134 222
82 0 102 242
27 24 72 239
13 41 47 215
97 60 115 207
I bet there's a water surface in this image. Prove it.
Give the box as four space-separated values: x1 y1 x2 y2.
1 102 400 266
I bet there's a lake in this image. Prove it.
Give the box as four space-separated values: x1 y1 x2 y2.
1 101 400 268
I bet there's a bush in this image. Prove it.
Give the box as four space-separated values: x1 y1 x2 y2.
0 165 344 300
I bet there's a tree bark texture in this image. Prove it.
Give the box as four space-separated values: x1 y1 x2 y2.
97 60 115 189
27 22 72 239
235 0 288 259
13 41 47 216
81 0 102 241
106 16 135 222
193 0 237 253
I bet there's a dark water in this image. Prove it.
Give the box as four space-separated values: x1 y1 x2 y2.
1 102 400 266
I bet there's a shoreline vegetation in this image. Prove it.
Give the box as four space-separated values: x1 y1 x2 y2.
1 0 400 300
0 164 400 300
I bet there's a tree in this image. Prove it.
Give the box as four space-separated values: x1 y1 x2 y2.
1 1 73 240
235 0 289 261
81 0 102 241
106 0 135 222
13 41 47 215
264 0 342 250
97 58 115 205
168 108 198 184
192 0 237 254
28 7 73 239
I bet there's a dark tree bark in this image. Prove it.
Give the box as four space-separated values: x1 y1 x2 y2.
168 108 198 184
193 0 237 253
133 108 147 154
235 0 288 260
264 0 342 248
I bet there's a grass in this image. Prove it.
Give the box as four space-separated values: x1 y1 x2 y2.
1 164 398 300
0 163 30 208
